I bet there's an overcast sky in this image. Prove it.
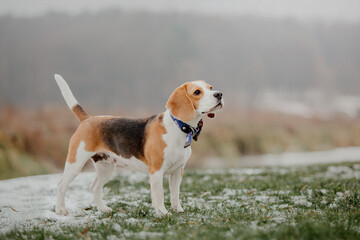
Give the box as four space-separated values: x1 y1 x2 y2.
0 0 359 22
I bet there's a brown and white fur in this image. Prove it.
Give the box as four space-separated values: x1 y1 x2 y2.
54 74 223 216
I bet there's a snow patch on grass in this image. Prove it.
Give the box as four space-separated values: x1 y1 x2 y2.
197 168 264 176
137 231 164 239
125 217 139 225
291 196 312 207
112 223 122 232
0 171 148 234
0 173 97 233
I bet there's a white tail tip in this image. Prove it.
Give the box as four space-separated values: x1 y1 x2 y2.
54 74 64 83
54 74 78 109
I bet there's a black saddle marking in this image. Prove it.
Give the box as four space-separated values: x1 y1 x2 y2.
100 115 157 159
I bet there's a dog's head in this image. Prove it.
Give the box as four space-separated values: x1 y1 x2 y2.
166 81 224 122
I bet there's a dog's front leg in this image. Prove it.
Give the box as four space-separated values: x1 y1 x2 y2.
169 167 184 212
149 170 169 216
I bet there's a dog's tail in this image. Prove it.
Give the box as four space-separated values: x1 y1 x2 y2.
54 74 90 122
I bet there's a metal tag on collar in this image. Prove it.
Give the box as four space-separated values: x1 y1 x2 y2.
184 133 192 148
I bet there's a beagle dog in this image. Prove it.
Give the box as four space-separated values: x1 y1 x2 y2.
54 74 223 216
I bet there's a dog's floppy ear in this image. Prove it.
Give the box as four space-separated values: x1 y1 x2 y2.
166 84 195 122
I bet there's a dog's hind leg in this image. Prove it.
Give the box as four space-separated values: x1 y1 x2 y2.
56 141 93 215
91 161 115 212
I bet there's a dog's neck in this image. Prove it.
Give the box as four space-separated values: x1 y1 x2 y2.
165 109 202 129
163 110 202 149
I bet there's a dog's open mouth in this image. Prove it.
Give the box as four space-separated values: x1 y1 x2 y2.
202 102 223 118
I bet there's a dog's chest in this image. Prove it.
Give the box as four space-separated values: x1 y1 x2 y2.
163 144 190 174
162 117 192 174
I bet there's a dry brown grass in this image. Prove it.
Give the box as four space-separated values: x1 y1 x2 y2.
188 110 360 167
1 106 360 178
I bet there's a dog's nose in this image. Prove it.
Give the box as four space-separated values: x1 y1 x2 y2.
213 92 223 100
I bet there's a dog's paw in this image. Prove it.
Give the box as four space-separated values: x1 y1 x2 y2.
154 206 171 217
98 205 112 213
56 206 69 216
175 206 184 213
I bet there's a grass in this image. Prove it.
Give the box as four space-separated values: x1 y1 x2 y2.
2 162 360 239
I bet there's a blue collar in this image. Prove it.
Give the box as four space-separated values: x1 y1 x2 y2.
170 113 203 148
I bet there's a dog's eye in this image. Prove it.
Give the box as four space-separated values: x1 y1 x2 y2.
210 87 213 90
194 90 201 96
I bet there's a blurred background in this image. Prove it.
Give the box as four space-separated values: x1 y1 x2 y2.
1 0 360 179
